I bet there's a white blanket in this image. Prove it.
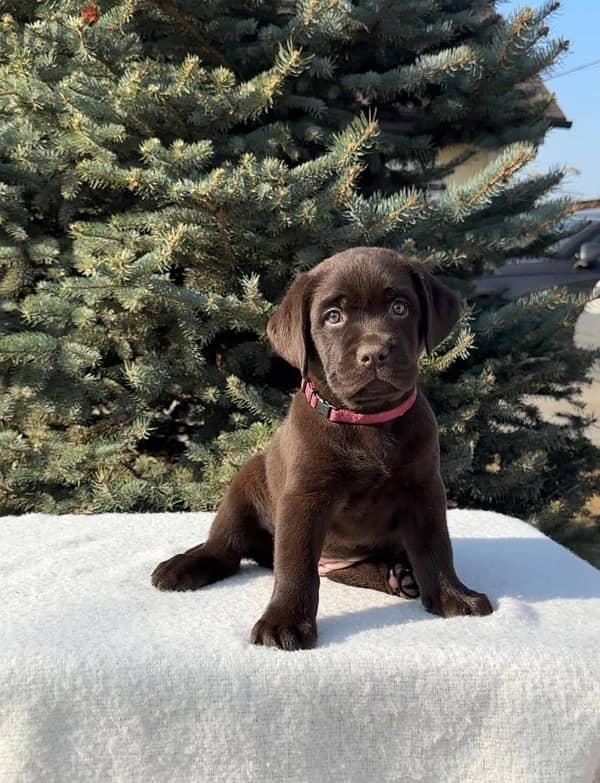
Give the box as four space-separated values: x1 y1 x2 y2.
1 509 599 783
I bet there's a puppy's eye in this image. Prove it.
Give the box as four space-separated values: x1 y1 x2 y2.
391 300 409 317
324 308 343 325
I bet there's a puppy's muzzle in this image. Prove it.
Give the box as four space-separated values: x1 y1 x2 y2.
355 336 395 368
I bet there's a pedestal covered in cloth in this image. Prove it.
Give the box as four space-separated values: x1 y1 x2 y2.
1 510 599 783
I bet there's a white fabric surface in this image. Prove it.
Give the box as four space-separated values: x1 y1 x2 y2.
1 509 599 783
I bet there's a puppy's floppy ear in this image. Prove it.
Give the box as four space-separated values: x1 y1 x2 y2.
410 266 461 355
267 271 315 374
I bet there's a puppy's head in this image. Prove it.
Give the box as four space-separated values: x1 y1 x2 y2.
267 247 460 411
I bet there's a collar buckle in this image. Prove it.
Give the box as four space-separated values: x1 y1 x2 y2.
302 378 334 419
314 394 333 419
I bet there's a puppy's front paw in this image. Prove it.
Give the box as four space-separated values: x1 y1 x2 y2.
445 589 493 617
251 608 317 651
422 586 493 617
151 548 236 592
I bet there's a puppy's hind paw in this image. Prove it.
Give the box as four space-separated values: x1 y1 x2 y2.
387 562 420 599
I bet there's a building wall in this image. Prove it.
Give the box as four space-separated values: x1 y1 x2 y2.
438 143 500 186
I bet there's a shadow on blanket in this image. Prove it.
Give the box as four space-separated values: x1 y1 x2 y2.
141 534 600 647
228 535 600 603
244 534 600 646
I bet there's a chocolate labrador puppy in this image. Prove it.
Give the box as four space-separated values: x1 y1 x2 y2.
152 247 493 649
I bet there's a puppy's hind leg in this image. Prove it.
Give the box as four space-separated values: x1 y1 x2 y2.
151 455 272 591
324 560 391 593
324 553 420 599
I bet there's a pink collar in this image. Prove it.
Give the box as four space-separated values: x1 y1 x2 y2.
301 378 417 425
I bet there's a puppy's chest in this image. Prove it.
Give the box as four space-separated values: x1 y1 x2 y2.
325 467 408 545
314 430 423 551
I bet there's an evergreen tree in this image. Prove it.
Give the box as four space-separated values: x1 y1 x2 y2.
0 0 598 564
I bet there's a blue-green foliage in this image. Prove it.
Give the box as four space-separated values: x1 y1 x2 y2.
0 1 597 564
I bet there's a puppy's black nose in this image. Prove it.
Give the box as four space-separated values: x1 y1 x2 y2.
357 342 390 367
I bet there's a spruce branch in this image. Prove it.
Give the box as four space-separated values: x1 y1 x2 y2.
146 0 232 72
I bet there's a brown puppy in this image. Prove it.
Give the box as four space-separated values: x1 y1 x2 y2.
152 247 493 650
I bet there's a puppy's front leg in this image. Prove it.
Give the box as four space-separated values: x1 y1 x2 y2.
402 477 493 618
251 492 327 651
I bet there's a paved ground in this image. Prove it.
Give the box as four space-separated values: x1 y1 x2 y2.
530 305 600 445
529 304 599 561
477 245 600 553
478 257 600 445
574 307 600 446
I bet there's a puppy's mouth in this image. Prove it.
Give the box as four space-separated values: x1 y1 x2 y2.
352 377 394 400
347 376 408 407
323 366 416 411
